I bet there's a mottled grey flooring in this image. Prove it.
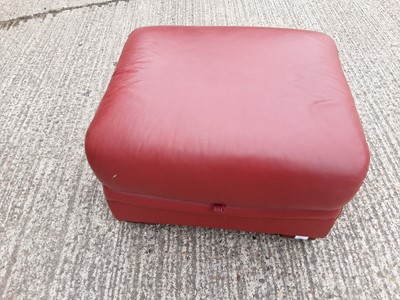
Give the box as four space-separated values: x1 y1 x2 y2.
0 1 399 299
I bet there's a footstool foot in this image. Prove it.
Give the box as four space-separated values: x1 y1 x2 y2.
280 235 316 241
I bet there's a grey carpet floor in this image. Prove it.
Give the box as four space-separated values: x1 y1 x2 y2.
0 0 399 299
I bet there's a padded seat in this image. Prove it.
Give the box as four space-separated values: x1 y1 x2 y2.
85 26 369 238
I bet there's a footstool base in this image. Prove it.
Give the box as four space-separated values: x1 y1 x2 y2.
104 187 342 238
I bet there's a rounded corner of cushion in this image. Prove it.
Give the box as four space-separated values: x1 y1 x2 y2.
359 145 371 180
129 26 165 38
84 118 113 174
304 30 338 50
316 31 336 43
130 26 151 34
353 137 371 180
84 114 102 150
84 122 100 171
84 121 95 155
336 152 370 208
127 27 151 43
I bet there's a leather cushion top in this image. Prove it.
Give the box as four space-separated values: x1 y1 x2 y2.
85 26 369 210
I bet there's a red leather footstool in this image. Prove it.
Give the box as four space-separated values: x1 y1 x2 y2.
85 26 369 239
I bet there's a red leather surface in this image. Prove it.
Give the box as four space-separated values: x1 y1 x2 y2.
86 26 369 213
